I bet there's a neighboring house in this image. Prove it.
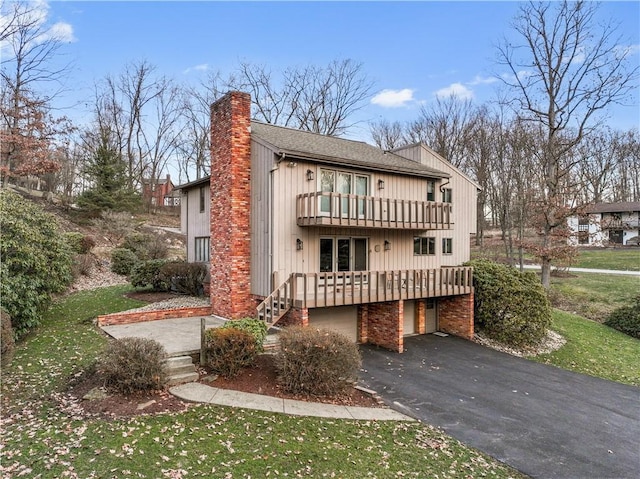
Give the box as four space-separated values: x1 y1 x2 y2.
142 174 175 208
568 202 640 247
179 92 479 352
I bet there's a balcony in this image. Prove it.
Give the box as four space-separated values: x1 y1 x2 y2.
257 267 473 324
296 192 452 230
601 219 640 230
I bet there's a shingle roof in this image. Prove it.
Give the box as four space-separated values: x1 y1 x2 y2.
586 202 640 214
250 121 449 179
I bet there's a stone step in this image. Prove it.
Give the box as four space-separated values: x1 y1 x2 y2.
164 356 194 369
167 364 198 376
166 371 200 387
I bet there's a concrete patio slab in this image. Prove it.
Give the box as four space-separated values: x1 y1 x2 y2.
101 316 226 356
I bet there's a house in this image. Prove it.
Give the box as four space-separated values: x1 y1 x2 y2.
142 174 176 208
568 202 640 247
179 91 478 352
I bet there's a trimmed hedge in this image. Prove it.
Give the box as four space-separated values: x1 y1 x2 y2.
203 328 258 378
604 296 640 339
111 248 139 276
467 259 552 348
98 338 167 394
130 259 170 291
221 318 268 353
276 327 361 397
158 261 207 296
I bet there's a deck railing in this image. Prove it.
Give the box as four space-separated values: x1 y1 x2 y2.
289 266 472 309
296 192 452 230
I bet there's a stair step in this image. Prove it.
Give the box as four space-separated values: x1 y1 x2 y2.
166 364 197 376
166 371 199 387
164 356 194 368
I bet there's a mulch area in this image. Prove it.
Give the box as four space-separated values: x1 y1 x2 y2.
67 353 380 419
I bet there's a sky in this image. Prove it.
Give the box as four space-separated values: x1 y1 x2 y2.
6 1 640 152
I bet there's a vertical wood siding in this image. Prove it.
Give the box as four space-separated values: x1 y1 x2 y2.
183 186 210 263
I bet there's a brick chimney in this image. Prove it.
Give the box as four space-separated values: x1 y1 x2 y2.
209 91 253 319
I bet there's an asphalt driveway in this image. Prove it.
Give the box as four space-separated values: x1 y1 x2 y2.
359 335 640 479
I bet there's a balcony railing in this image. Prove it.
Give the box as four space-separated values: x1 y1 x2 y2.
290 267 472 309
296 192 452 230
601 219 640 230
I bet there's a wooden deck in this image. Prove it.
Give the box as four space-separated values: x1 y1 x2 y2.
257 267 473 324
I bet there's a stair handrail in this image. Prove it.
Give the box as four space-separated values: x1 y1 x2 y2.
256 274 294 325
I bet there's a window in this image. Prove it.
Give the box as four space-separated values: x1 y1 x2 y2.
442 238 453 255
414 237 436 255
319 168 369 215
199 186 206 213
195 237 210 262
442 188 452 203
320 237 368 272
427 180 436 202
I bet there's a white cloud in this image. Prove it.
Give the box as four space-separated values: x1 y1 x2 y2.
183 63 210 74
434 83 474 100
370 88 415 108
614 43 640 60
468 75 499 86
49 22 76 43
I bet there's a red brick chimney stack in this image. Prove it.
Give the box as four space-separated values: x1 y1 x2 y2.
209 91 253 319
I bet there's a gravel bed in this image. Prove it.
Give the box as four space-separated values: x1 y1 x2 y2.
67 260 129 294
473 330 566 357
126 297 210 313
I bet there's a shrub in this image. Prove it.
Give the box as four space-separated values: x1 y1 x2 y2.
604 296 640 339
221 318 268 353
158 261 207 296
98 337 167 394
1 309 15 367
0 189 73 338
111 248 139 276
72 254 97 277
122 232 168 261
467 259 552 348
203 327 258 378
276 327 361 397
64 232 85 254
130 259 170 291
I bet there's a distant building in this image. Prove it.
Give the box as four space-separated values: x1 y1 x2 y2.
568 202 640 246
142 174 178 208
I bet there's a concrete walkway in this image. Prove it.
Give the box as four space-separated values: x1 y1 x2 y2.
521 264 640 276
170 382 413 421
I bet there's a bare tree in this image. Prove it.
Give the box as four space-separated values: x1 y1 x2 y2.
0 0 72 187
369 118 405 150
405 95 477 170
229 59 373 136
497 0 638 287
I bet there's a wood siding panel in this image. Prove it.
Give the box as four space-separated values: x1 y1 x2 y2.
183 186 210 263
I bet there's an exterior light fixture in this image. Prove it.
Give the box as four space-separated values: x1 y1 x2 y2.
384 240 391 251
296 238 303 251
378 179 385 190
306 169 314 181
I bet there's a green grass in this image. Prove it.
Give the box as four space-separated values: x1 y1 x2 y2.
534 310 640 386
1 286 525 479
574 249 640 271
549 272 639 321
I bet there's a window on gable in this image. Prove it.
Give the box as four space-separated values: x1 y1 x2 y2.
195 236 210 263
199 186 206 213
414 237 436 255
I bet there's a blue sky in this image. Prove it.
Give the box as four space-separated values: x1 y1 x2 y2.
30 1 640 140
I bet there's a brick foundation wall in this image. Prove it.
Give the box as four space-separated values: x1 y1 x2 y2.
438 292 474 339
98 306 213 326
209 91 253 319
278 307 309 327
367 300 404 352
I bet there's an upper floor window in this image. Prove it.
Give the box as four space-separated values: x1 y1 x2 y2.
414 237 436 255
427 180 436 202
195 236 210 263
442 238 453 255
442 188 453 203
199 186 206 213
319 168 369 215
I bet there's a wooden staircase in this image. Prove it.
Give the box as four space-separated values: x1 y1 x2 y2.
256 275 294 326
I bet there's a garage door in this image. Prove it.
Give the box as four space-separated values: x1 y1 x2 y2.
308 306 358 341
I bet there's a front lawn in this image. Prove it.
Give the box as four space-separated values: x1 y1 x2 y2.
574 248 640 271
549 272 639 321
534 310 640 387
1 286 525 478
